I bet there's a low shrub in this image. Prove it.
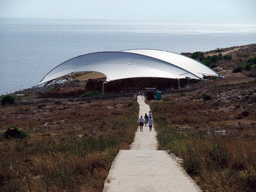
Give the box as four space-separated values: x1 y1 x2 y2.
150 100 256 192
247 56 256 65
80 91 102 98
3 126 29 139
0 99 139 191
210 55 219 63
245 63 253 71
201 56 212 67
202 94 212 101
245 56 256 71
191 52 204 60
233 66 244 73
201 55 219 68
223 55 232 60
1 95 16 105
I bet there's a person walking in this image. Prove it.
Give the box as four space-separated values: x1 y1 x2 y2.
138 116 144 132
148 117 153 132
148 111 152 119
144 113 148 126
133 94 137 100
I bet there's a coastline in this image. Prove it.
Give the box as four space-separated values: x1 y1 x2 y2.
1 42 256 96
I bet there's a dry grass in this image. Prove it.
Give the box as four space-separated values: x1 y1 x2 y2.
149 78 256 191
0 97 139 191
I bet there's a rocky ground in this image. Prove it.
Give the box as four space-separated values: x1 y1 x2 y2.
1 44 256 135
170 44 256 135
1 44 256 191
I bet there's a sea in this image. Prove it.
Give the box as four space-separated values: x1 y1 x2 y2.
0 18 255 95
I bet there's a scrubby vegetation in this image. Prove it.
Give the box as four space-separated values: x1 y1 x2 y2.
1 44 256 191
245 56 256 71
191 52 204 60
149 44 256 190
3 126 29 139
149 79 256 191
1 95 16 105
190 51 220 68
201 55 222 69
80 91 102 98
0 98 138 191
233 66 244 73
233 56 256 73
190 51 233 69
154 122 256 191
223 54 232 60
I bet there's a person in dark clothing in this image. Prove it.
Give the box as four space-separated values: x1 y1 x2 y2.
144 113 148 126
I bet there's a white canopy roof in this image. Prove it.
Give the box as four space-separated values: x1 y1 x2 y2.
40 50 220 84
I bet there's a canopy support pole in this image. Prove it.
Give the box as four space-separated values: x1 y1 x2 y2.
102 82 106 97
178 79 180 90
102 82 104 97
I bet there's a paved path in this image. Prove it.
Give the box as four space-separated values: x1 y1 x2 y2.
103 96 201 192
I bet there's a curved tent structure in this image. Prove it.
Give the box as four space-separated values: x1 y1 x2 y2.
40 50 221 84
124 50 219 78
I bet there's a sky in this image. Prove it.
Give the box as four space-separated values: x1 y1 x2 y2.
0 0 255 23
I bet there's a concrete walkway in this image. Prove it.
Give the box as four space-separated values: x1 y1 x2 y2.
103 96 202 192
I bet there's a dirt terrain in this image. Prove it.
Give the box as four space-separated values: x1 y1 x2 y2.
1 43 255 136
0 96 138 191
2 43 256 133
156 45 256 137
0 44 256 191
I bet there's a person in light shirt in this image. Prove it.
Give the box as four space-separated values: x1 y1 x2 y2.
148 111 152 119
138 116 144 132
148 117 153 132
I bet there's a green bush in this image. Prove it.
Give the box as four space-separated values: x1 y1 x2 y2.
247 56 256 65
211 55 219 63
201 55 219 68
191 52 204 60
233 66 244 73
80 91 102 98
245 63 253 71
245 56 256 71
1 95 16 105
223 55 232 60
3 126 29 139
